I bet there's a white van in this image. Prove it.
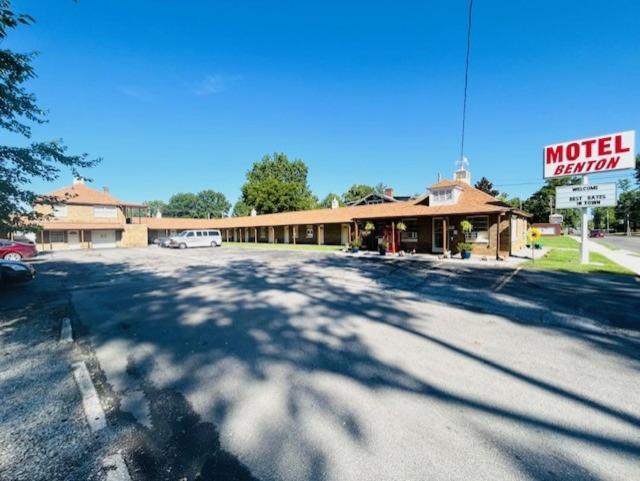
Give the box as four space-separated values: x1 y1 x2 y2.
168 229 223 249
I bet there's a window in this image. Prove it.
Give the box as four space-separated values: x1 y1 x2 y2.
50 231 65 243
196 231 203 237
53 205 67 218
186 232 194 237
399 218 418 242
306 225 314 239
94 206 117 218
465 216 489 243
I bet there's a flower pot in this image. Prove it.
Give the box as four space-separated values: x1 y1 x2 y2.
461 250 471 260
534 243 542 249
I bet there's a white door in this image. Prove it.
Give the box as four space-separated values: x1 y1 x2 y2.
341 224 350 245
93 230 117 249
432 218 444 253
67 230 80 250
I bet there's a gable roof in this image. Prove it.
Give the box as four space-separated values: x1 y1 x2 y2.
43 183 143 207
141 180 525 231
348 192 399 206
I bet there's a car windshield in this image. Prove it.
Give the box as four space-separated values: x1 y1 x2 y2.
176 231 188 237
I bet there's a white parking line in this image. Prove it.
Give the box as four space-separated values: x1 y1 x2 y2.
103 453 133 481
493 266 523 292
59 317 73 343
72 361 107 432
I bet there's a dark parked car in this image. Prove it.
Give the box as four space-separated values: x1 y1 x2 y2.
589 229 606 238
0 239 38 261
0 260 36 285
153 236 172 247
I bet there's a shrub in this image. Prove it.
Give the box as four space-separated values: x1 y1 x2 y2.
457 242 474 252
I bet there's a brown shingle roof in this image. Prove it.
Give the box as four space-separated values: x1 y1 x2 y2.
36 222 125 230
140 181 520 230
44 183 142 207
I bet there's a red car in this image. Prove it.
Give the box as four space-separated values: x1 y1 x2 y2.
0 239 38 261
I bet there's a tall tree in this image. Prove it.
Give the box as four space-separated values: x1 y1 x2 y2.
165 193 199 218
635 154 640 185
342 184 375 204
232 200 251 217
0 1 99 234
144 200 166 217
474 177 499 197
319 193 343 209
197 190 231 218
240 153 316 214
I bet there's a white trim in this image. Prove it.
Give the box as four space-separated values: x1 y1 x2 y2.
432 217 444 253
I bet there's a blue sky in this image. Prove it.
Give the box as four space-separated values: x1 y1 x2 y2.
7 0 640 205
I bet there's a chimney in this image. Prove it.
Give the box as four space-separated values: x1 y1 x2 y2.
384 188 394 198
72 177 85 185
330 197 339 209
250 208 257 216
103 186 109 193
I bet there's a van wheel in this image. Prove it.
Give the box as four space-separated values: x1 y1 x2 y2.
211 241 218 247
179 243 187 249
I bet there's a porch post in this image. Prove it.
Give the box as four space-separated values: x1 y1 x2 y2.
80 229 84 248
391 221 395 253
496 213 502 260
442 218 447 253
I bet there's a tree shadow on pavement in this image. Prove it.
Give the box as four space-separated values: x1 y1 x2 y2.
21 250 640 481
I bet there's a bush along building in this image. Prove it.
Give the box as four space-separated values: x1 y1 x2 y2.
142 166 531 259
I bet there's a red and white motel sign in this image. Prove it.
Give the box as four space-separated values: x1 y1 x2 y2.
543 130 635 179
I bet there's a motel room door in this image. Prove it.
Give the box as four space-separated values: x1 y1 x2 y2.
67 230 80 250
432 218 444 253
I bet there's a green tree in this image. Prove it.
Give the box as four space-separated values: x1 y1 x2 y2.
144 200 166 217
635 154 640 185
232 200 251 217
240 153 317 214
523 177 581 227
592 207 616 231
474 176 499 197
319 193 343 208
0 1 99 234
165 193 199 218
197 190 230 218
342 184 375 204
616 189 640 234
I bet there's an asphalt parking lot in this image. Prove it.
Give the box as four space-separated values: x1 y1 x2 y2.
7 246 640 481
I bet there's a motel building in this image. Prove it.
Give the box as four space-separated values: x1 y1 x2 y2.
32 178 148 250
30 167 530 258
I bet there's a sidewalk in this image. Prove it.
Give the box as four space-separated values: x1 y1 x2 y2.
573 236 640 276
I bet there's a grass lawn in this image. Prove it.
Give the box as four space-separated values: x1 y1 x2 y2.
538 236 579 249
525 246 633 275
222 241 342 252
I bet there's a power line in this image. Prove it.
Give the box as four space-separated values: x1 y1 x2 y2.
459 0 474 162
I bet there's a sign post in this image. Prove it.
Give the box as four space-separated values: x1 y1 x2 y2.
544 130 635 265
580 176 589 264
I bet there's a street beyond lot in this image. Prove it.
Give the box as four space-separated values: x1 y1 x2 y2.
14 247 640 481
599 235 640 253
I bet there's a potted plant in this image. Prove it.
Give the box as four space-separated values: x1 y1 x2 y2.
460 219 473 240
364 222 375 235
457 242 473 259
349 238 361 253
378 240 388 256
396 221 407 232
